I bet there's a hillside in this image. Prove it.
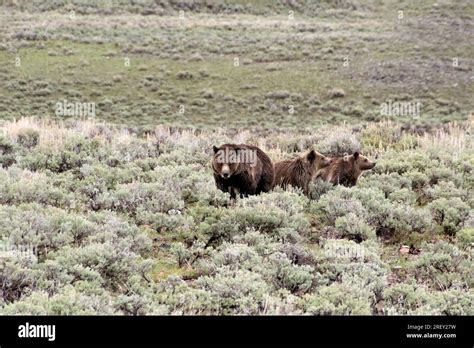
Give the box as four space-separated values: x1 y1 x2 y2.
0 0 472 128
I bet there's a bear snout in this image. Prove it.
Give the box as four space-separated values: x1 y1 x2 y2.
220 164 231 179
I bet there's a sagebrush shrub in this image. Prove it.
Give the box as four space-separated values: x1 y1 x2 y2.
16 128 40 148
301 283 372 315
412 242 472 291
317 131 361 156
335 213 376 242
428 198 470 235
312 186 433 240
0 136 18 168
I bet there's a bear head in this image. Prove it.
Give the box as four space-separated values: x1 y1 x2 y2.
306 149 332 173
212 144 245 179
345 151 376 171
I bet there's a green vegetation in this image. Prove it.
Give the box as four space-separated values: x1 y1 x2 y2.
0 118 472 314
0 0 472 315
0 0 472 127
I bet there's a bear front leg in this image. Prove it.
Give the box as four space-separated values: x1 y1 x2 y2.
246 181 258 196
229 186 236 200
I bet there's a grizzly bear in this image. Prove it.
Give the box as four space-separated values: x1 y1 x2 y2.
273 149 331 196
212 143 274 199
315 152 376 187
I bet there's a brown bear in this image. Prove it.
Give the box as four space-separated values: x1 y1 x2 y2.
315 151 376 187
212 143 274 199
273 149 331 196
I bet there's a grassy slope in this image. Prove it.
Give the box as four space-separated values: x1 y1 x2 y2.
0 0 472 127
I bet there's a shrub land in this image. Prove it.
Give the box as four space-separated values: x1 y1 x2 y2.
0 118 472 314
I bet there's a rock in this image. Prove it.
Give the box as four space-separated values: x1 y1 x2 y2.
329 88 346 99
399 245 410 254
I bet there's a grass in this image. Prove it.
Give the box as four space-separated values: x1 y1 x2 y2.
0 1 472 127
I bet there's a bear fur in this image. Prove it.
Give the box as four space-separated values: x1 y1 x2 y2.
273 149 331 195
315 151 376 187
212 143 274 199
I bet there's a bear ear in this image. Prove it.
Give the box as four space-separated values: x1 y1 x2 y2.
213 145 219 154
306 149 316 162
353 151 360 159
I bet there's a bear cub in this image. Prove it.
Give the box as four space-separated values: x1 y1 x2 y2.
273 149 331 196
316 151 376 187
212 143 274 199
